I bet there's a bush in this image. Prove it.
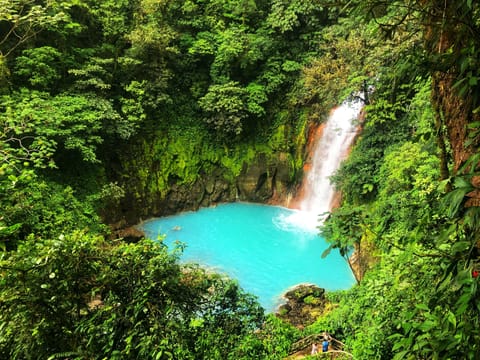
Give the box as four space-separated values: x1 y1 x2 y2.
0 233 269 359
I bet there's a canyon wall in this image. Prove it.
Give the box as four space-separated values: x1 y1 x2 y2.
106 136 305 227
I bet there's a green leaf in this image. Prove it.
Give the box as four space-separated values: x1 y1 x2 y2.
446 310 456 328
443 188 470 217
393 350 410 360
450 241 471 254
415 303 429 311
321 244 333 258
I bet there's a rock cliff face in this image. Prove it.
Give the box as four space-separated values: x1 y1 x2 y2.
236 152 294 202
111 150 298 227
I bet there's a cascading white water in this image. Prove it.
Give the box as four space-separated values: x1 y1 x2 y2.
279 100 363 232
300 101 362 214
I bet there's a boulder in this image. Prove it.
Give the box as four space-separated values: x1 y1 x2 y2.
276 284 327 328
110 226 145 243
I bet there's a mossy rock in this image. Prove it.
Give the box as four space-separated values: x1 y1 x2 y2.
303 295 322 305
285 284 325 302
276 284 327 328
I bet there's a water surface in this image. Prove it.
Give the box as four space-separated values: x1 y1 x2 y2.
141 202 355 310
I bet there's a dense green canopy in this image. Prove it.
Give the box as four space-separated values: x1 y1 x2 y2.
1 0 480 359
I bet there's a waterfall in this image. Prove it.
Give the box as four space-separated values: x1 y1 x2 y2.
300 101 362 214
281 100 363 232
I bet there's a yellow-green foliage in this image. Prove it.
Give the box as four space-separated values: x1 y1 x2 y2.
293 110 309 174
269 124 287 150
129 125 279 196
221 142 267 181
140 124 301 196
120 95 309 203
152 126 217 191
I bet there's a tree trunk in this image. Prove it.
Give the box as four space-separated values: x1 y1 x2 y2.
423 1 480 199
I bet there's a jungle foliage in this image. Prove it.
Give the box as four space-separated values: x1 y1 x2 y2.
0 233 298 359
316 1 480 359
1 0 480 359
0 0 341 358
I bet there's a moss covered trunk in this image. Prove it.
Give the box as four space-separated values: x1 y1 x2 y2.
425 0 480 205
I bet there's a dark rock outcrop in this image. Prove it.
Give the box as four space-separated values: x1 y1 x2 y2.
276 284 327 328
110 150 297 228
236 152 294 202
110 219 145 243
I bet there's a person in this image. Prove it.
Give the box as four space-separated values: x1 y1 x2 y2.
322 339 329 352
311 342 318 355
